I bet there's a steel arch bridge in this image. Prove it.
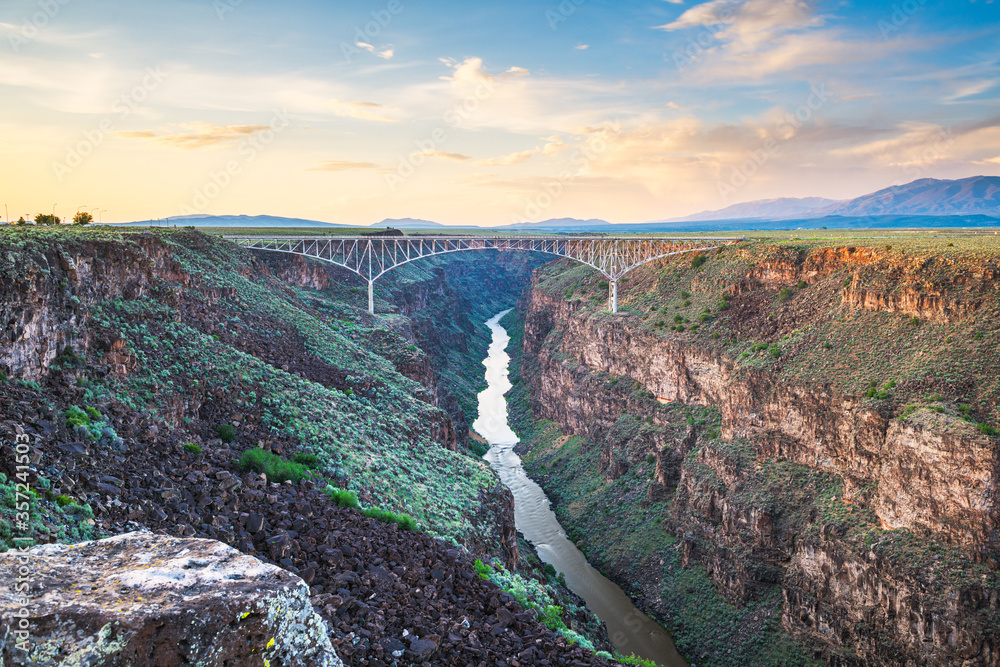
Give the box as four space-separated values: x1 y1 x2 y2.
224 235 744 314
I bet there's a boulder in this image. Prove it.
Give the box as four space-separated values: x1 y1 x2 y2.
0 531 343 667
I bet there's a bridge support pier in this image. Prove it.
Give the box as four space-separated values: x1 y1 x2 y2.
368 281 374 315
609 279 618 314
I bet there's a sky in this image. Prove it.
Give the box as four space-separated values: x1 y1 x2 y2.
1 0 998 226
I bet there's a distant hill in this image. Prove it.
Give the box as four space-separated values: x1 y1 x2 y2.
814 176 1000 218
667 197 840 222
113 214 352 228
110 176 1000 232
502 217 613 231
372 218 452 229
663 176 1000 223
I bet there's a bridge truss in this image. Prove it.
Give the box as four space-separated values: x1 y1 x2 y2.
224 235 743 314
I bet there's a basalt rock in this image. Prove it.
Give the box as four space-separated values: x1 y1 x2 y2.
0 532 343 667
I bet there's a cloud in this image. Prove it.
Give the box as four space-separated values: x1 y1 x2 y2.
542 139 570 156
356 41 394 59
418 149 471 161
116 123 271 149
439 58 531 92
476 138 570 166
574 44 589 50
477 149 538 166
328 99 399 122
310 160 384 171
656 0 875 79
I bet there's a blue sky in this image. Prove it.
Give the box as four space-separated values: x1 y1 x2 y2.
1 0 998 225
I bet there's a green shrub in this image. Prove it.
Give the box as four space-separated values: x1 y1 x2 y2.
236 448 313 484
0 372 7 382
699 313 712 322
54 495 74 507
325 486 360 509
673 315 683 324
474 559 492 579
911 316 920 326
796 280 808 289
691 254 706 269
596 279 609 291
64 406 91 428
679 290 690 299
646 453 655 464
974 332 984 340
843 277 852 288
542 563 557 578
292 452 320 468
616 656 658 667
777 287 794 302
182 442 202 454
342 387 354 397
216 424 237 443
84 406 102 422
363 507 417 531
769 346 781 358
977 423 999 437
711 332 720 339
716 300 730 311
539 605 567 631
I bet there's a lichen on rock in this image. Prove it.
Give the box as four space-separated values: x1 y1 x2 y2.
0 531 343 666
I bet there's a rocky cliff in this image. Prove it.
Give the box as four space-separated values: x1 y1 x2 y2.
516 241 1000 665
0 227 619 667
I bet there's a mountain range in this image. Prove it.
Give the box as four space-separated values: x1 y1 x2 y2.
116 176 1000 230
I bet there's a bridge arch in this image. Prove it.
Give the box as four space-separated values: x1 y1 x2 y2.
225 235 742 314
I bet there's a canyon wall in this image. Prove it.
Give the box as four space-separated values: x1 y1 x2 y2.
520 255 1000 665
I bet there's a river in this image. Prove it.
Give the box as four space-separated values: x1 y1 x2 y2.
473 309 686 667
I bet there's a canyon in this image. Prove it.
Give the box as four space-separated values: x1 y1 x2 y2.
3 226 999 665
512 240 1000 665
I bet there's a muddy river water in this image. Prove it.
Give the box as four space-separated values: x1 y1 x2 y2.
473 310 685 667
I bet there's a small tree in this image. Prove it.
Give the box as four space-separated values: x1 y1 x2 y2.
73 211 93 225
15 217 26 225
34 213 61 225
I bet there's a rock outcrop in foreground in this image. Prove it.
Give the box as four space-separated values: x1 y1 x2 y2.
0 532 342 667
